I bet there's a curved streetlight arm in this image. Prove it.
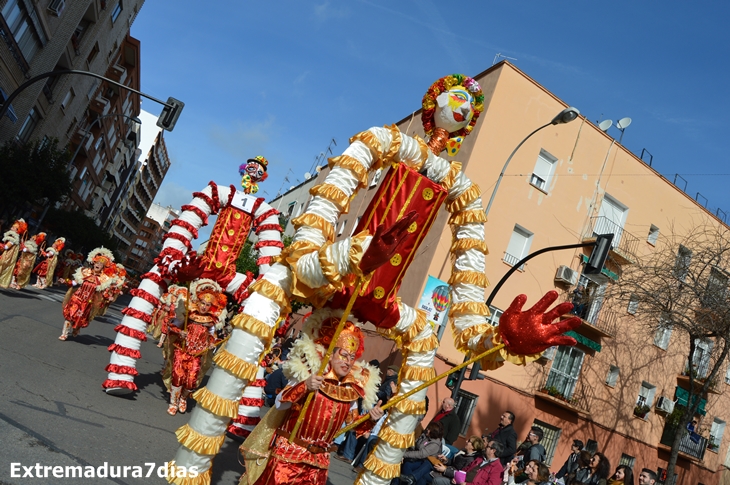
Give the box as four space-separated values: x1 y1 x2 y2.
0 69 174 122
484 121 552 218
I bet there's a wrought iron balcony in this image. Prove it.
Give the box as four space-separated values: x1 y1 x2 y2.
660 424 707 461
560 290 618 337
586 216 639 264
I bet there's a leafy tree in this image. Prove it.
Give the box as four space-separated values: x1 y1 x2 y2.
43 207 119 257
609 221 730 484
0 138 72 217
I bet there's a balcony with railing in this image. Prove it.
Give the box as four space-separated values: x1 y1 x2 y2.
584 216 639 264
560 290 618 338
502 252 525 271
659 424 707 461
535 375 592 416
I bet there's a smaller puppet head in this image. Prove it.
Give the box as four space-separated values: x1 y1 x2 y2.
239 155 269 194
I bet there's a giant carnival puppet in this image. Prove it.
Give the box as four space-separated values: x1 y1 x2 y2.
105 75 582 485
0 218 28 288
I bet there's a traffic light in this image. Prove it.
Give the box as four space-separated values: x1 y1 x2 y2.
584 233 614 275
157 97 185 132
445 371 460 390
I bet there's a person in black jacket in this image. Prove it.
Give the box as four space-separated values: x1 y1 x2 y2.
556 439 584 481
486 410 517 466
428 398 461 448
263 366 287 407
377 365 399 405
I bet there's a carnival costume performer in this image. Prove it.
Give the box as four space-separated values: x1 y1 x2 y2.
240 311 383 485
155 285 189 392
11 232 45 289
0 218 28 288
94 263 128 319
59 247 116 340
33 237 65 289
165 74 582 485
167 279 227 416
56 249 76 283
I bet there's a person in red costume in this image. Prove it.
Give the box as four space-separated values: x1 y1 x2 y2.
243 313 385 485
167 279 227 415
33 237 65 289
11 231 45 289
0 218 28 288
59 247 116 340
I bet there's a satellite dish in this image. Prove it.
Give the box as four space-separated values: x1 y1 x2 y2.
598 120 613 132
315 166 322 172
304 172 312 179
616 117 632 129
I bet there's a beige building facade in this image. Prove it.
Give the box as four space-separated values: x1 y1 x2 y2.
280 61 730 484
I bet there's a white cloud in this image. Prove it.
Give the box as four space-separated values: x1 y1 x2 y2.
208 117 277 161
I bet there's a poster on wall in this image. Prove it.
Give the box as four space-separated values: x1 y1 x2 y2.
418 275 451 339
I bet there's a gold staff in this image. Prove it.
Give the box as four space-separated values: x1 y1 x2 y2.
334 343 506 438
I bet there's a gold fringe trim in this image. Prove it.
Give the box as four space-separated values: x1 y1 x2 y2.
378 425 415 449
403 334 439 353
364 453 401 480
350 130 383 160
249 279 291 314
175 424 225 455
450 238 489 255
213 347 259 381
440 162 462 192
449 209 488 226
317 242 342 287
191 387 238 419
402 365 436 381
291 213 335 243
384 124 402 164
165 461 212 485
449 271 488 288
329 154 369 189
453 323 492 353
378 306 427 344
231 313 273 343
348 232 369 278
446 184 481 213
310 183 351 214
449 301 490 318
394 397 427 415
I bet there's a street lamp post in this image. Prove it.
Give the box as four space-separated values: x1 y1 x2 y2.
484 107 580 217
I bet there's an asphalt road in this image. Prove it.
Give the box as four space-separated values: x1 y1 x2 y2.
0 285 360 485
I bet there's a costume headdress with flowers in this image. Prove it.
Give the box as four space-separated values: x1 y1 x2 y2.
190 278 227 315
11 218 28 235
52 237 65 252
238 155 269 195
87 247 115 267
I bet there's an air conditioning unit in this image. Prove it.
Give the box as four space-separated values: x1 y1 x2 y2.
555 265 578 285
655 396 675 415
48 0 65 16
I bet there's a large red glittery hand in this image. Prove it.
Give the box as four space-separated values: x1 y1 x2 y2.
498 291 581 355
359 211 418 275
173 253 206 283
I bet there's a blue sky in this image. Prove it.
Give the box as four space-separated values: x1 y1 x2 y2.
131 1 730 239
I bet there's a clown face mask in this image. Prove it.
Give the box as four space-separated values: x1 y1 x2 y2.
434 86 475 134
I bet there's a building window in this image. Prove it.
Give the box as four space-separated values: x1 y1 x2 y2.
619 454 635 468
542 346 557 360
627 294 639 315
454 390 478 437
654 317 672 350
606 365 620 387
702 267 728 308
530 150 557 192
673 245 692 282
584 439 598 454
545 346 585 399
532 419 561 465
504 225 533 270
370 168 383 188
111 0 123 23
636 381 656 418
1 0 44 63
86 42 100 65
15 107 39 143
648 225 660 245
689 338 713 379
709 418 725 452
487 306 503 326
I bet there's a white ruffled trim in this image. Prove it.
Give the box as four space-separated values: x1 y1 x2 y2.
2 231 19 245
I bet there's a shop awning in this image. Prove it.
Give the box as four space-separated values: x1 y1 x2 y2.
565 330 602 352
